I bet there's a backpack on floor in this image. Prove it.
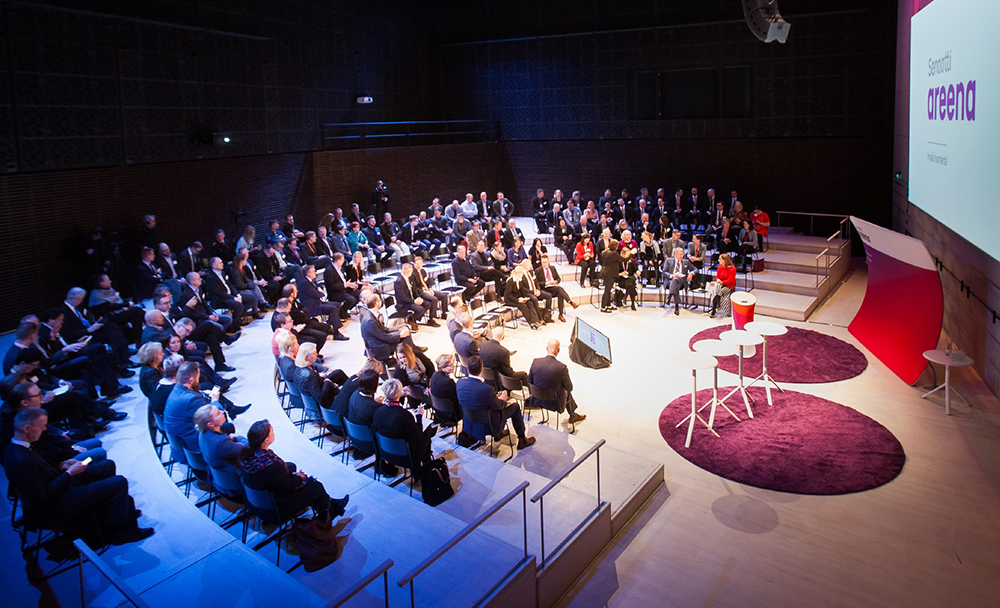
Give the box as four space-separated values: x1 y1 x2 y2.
752 257 765 273
422 457 454 506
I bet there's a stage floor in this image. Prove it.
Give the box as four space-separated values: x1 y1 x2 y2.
544 279 1000 607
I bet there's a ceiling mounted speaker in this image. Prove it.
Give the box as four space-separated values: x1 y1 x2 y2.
742 0 791 43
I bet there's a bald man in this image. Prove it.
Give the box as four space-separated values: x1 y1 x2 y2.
480 326 525 381
527 339 586 424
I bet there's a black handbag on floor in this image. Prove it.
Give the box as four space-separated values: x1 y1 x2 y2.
421 458 454 506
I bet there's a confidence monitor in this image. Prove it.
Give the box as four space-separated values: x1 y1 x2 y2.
569 317 612 369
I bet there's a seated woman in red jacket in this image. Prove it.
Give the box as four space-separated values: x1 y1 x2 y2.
574 233 596 288
706 253 736 318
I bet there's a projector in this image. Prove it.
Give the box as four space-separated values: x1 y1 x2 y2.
356 96 374 104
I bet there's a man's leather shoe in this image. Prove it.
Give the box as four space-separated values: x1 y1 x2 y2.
215 363 237 373
516 436 536 450
104 409 127 422
570 301 579 309
497 428 510 439
425 319 440 328
112 527 155 545
414 345 428 352
227 403 252 418
220 377 238 390
333 333 349 341
223 331 241 345
117 368 136 378
567 413 587 424
558 314 567 323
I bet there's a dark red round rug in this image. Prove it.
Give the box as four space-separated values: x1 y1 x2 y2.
688 326 867 383
659 387 905 495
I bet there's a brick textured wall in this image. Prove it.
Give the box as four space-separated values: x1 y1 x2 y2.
0 152 313 329
503 138 892 229
0 142 515 330
891 0 1000 398
312 142 516 221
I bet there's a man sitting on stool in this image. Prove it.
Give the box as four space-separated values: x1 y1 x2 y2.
662 247 695 316
528 339 586 425
456 356 535 450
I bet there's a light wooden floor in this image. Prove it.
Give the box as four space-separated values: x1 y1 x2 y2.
547 280 1000 608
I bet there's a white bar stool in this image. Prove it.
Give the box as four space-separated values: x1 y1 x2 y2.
673 351 721 448
744 320 788 406
720 329 764 419
690 339 741 430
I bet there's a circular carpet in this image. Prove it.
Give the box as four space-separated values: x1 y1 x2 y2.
688 326 867 383
658 387 905 495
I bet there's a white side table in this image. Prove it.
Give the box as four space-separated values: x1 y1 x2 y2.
674 351 721 448
720 330 764 419
922 349 974 415
744 321 788 405
691 339 741 429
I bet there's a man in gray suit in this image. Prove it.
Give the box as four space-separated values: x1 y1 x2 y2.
358 292 422 364
661 247 695 316
527 339 585 424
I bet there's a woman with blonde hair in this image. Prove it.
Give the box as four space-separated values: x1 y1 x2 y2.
236 225 257 254
706 253 737 318
291 342 348 412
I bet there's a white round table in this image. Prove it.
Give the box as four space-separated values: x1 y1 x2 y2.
922 349 974 415
744 321 788 406
673 351 721 448
691 339 741 429
720 330 764 419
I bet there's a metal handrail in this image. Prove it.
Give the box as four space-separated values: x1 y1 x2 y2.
326 559 393 608
530 439 605 566
775 211 850 239
814 248 830 287
397 481 530 607
73 539 153 608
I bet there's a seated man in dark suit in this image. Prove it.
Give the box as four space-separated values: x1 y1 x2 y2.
453 312 481 372
451 245 485 302
480 326 525 381
175 273 235 334
158 291 235 373
372 379 434 477
661 246 696 316
527 339 585 424
394 264 431 329
358 292 418 365
87 274 146 347
534 255 577 322
456 356 535 450
322 253 359 321
347 369 397 476
61 287 131 371
297 265 348 341
204 257 248 329
175 241 204 278
3 407 153 545
411 256 445 322
133 247 162 302
429 354 462 426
